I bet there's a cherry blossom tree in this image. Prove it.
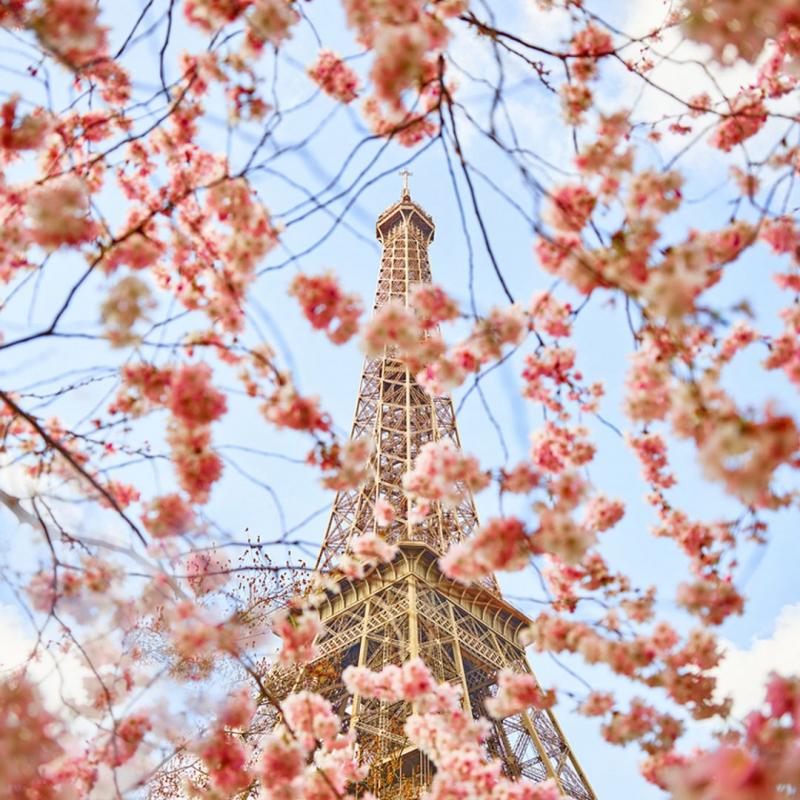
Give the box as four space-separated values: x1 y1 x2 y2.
0 0 798 798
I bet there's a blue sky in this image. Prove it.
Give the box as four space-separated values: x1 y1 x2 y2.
0 1 798 797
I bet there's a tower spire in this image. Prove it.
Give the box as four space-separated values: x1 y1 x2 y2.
399 168 412 200
292 194 596 800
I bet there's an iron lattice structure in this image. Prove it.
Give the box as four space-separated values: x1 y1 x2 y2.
287 189 596 799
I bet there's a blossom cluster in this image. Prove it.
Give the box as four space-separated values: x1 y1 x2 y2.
114 361 227 509
485 669 556 719
190 686 366 799
415 304 528 395
319 437 374 491
403 439 490 510
558 23 613 125
289 271 363 344
659 673 800 798
334 528 400 580
344 0 469 144
307 50 360 103
271 606 325 665
344 658 561 800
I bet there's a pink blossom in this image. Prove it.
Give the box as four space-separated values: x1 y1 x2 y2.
521 346 578 411
0 673 65 793
764 304 800 388
676 578 745 625
731 165 760 197
272 607 324 665
709 92 767 152
544 184 596 233
219 687 257 729
167 423 224 504
500 462 540 494
106 713 151 766
100 275 154 348
583 494 625 532
31 0 109 67
344 659 460 715
408 500 431 524
440 516 533 582
486 669 556 719
321 436 373 491
530 291 573 337
757 39 799 98
534 232 600 294
764 673 800 729
168 363 227 426
279 691 339 752
718 321 758 363
352 531 398 564
244 0 300 53
336 554 366 580
308 50 360 103
623 343 672 422
184 0 249 31
665 745 768 799
761 215 800 256
0 95 51 154
259 732 305 783
114 363 174 415
198 728 251 793
403 439 489 507
344 659 555 800
27 560 120 620
26 175 97 250
360 300 421 357
559 82 593 125
572 23 614 57
410 283 460 328
373 497 396 527
289 270 363 344
536 504 595 565
185 549 230 595
416 304 527 397
628 431 676 489
26 570 58 613
141 493 195 539
683 0 800 63
263 385 331 433
530 422 596 474
580 691 615 717
469 305 527 361
601 699 681 751
498 780 561 800
98 479 140 510
166 601 244 669
416 357 466 396
627 170 683 219
371 24 429 104
397 657 435 700
343 664 402 703
692 407 800 507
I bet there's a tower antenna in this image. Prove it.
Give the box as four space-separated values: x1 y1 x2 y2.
399 168 412 199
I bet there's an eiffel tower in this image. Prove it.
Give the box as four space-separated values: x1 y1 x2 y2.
295 179 595 799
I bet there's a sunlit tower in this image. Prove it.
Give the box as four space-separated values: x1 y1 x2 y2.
285 180 596 799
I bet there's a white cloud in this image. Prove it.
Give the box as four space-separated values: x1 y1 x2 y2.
714 603 800 719
0 603 39 669
610 0 758 118
0 602 88 710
